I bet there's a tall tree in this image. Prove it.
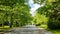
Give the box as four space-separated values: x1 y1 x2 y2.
0 0 32 28
37 0 60 29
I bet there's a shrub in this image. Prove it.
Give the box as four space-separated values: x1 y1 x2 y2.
47 19 60 30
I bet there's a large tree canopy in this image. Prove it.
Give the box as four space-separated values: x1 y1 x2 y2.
0 0 32 27
37 0 60 29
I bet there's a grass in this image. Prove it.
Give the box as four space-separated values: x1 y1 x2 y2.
39 24 47 29
0 26 10 32
0 25 60 34
50 30 60 34
39 24 60 34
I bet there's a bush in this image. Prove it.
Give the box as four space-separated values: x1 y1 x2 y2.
47 19 60 30
36 23 41 26
4 21 9 26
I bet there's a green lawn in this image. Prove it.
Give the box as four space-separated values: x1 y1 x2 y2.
0 26 10 32
50 30 60 34
39 24 60 34
0 25 60 34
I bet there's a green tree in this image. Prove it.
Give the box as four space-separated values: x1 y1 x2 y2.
37 0 60 29
0 0 32 28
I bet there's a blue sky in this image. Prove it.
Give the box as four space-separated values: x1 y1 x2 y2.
28 0 44 17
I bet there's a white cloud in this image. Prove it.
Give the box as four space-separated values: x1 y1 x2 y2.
30 3 40 16
28 0 44 17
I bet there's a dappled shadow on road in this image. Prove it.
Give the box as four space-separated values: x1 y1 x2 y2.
4 25 53 34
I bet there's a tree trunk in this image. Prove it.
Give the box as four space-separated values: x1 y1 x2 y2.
2 23 4 29
10 13 14 28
